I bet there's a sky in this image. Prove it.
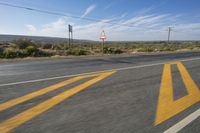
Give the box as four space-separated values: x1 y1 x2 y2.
0 0 200 41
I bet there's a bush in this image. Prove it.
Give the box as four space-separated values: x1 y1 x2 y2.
67 48 88 56
10 43 18 49
3 49 17 58
104 47 123 54
13 39 36 49
114 49 123 54
34 50 53 57
24 46 37 56
0 48 4 58
137 47 154 52
41 43 53 49
0 47 52 58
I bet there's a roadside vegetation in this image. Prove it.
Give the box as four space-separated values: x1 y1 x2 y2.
0 39 200 59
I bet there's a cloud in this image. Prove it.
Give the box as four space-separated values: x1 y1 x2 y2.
81 4 96 18
26 25 37 32
41 18 67 33
25 14 200 41
26 17 71 37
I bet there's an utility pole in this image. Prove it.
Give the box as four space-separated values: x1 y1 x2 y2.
167 27 173 44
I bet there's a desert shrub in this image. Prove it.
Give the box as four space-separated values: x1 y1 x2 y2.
67 48 88 56
9 43 18 49
13 39 36 49
114 49 123 54
53 45 60 50
137 47 154 52
24 46 37 56
0 48 4 58
16 50 27 58
1 47 52 58
41 43 53 49
34 49 53 57
3 49 17 58
104 47 113 54
158 47 170 51
104 47 123 54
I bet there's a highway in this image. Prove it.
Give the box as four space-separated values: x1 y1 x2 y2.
0 52 200 133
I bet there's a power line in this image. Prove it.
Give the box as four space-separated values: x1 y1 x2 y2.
0 2 184 35
0 2 139 28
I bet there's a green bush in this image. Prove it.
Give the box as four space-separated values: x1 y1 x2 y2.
16 50 27 58
0 48 4 58
10 43 18 49
67 48 88 56
3 49 17 58
35 50 53 57
13 39 36 49
1 47 53 58
41 43 53 49
104 47 123 54
0 41 200 59
114 49 123 54
24 46 37 56
137 47 154 52
53 44 63 50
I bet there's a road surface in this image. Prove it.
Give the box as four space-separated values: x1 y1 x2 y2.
0 52 200 133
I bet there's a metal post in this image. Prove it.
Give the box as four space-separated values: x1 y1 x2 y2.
68 30 71 48
100 30 106 55
68 24 72 48
102 39 104 54
71 29 73 48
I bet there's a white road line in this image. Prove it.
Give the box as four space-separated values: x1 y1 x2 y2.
164 108 200 133
0 57 200 87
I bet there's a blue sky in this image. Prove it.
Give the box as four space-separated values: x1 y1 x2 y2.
0 0 200 41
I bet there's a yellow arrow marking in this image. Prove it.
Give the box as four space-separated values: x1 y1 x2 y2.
0 71 115 133
155 61 200 125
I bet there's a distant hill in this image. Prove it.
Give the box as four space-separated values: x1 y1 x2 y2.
0 34 93 44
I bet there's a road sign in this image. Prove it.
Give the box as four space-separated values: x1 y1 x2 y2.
100 30 106 40
68 24 72 33
68 24 73 47
100 30 106 54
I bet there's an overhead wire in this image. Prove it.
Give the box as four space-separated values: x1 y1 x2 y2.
0 2 140 28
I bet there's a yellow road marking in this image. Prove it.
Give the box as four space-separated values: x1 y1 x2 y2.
155 61 200 125
0 74 91 111
0 71 115 133
0 73 109 111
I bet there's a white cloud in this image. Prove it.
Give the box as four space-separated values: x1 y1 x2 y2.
41 18 67 34
81 4 96 18
26 17 72 37
25 14 200 41
26 24 37 32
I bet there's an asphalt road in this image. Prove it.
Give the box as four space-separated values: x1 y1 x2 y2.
0 52 200 133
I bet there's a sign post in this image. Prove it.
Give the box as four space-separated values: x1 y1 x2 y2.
100 30 106 54
68 24 73 48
